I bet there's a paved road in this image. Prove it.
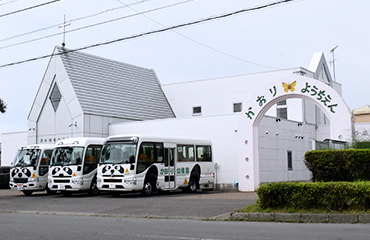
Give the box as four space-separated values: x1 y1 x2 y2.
1 189 369 240
1 212 369 240
0 189 257 219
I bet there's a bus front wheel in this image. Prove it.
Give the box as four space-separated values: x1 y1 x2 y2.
141 174 156 197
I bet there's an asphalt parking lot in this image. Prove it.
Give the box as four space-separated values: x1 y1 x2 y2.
0 189 258 220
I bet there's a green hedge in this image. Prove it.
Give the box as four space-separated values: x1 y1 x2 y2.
304 149 370 182
257 182 369 211
352 141 370 149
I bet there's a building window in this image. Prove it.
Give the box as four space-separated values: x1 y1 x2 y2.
193 106 202 116
233 103 242 113
287 151 293 171
277 100 287 119
49 82 61 112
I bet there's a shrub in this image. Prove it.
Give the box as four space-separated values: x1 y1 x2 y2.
304 149 370 182
257 182 369 211
352 141 370 149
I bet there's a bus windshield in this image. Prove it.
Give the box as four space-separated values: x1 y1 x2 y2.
51 147 84 166
13 148 41 168
100 142 137 164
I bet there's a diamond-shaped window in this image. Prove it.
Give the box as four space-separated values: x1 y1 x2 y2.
50 83 61 112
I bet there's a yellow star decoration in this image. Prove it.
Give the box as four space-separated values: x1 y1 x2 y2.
282 81 296 92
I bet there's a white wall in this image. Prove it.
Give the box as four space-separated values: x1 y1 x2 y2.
163 69 301 118
84 114 127 138
354 122 370 141
264 98 303 122
1 131 28 166
28 52 85 144
258 117 313 183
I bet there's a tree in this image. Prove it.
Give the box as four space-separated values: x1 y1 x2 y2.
0 98 6 113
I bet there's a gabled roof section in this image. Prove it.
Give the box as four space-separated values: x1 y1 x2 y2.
308 52 333 85
353 105 370 115
55 46 175 120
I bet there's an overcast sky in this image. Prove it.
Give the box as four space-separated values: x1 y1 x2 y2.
0 0 369 141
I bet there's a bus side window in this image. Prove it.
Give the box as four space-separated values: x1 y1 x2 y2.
196 145 212 162
177 145 194 162
39 149 53 176
138 143 153 173
40 150 53 166
188 146 194 161
138 142 164 173
84 145 102 174
155 143 164 163
177 146 185 162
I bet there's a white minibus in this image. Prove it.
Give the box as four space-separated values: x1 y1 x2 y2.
9 144 54 196
97 135 215 196
48 137 104 196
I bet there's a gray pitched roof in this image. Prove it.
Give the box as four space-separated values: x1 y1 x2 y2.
56 46 175 120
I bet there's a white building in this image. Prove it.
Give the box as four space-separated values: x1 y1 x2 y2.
353 105 370 141
1 46 175 166
1 47 353 191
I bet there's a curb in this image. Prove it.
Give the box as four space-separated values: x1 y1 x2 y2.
230 212 370 224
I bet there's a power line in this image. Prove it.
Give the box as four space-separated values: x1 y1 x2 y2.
0 0 22 7
0 0 62 18
0 32 61 50
116 0 276 69
70 0 152 24
0 0 196 50
0 0 296 68
0 0 152 43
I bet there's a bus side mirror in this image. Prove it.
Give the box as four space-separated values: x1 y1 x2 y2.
76 157 82 165
129 156 135 164
129 156 135 170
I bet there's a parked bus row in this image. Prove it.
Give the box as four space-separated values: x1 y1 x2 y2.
9 135 215 196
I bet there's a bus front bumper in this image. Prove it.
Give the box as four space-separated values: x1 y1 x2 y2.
48 178 90 192
97 176 142 192
9 178 47 191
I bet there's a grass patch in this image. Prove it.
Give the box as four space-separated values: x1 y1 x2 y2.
238 203 370 214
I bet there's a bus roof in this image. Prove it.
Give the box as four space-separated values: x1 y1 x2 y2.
55 137 105 147
20 144 55 150
105 134 211 145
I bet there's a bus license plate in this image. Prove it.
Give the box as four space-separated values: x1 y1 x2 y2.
58 184 65 190
109 184 115 189
17 185 24 190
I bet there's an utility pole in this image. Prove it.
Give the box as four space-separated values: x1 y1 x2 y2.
330 45 338 82
58 15 71 48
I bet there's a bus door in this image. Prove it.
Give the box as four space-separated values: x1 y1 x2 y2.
164 145 176 189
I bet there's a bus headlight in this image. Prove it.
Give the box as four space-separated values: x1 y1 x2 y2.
124 177 136 185
72 178 84 185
